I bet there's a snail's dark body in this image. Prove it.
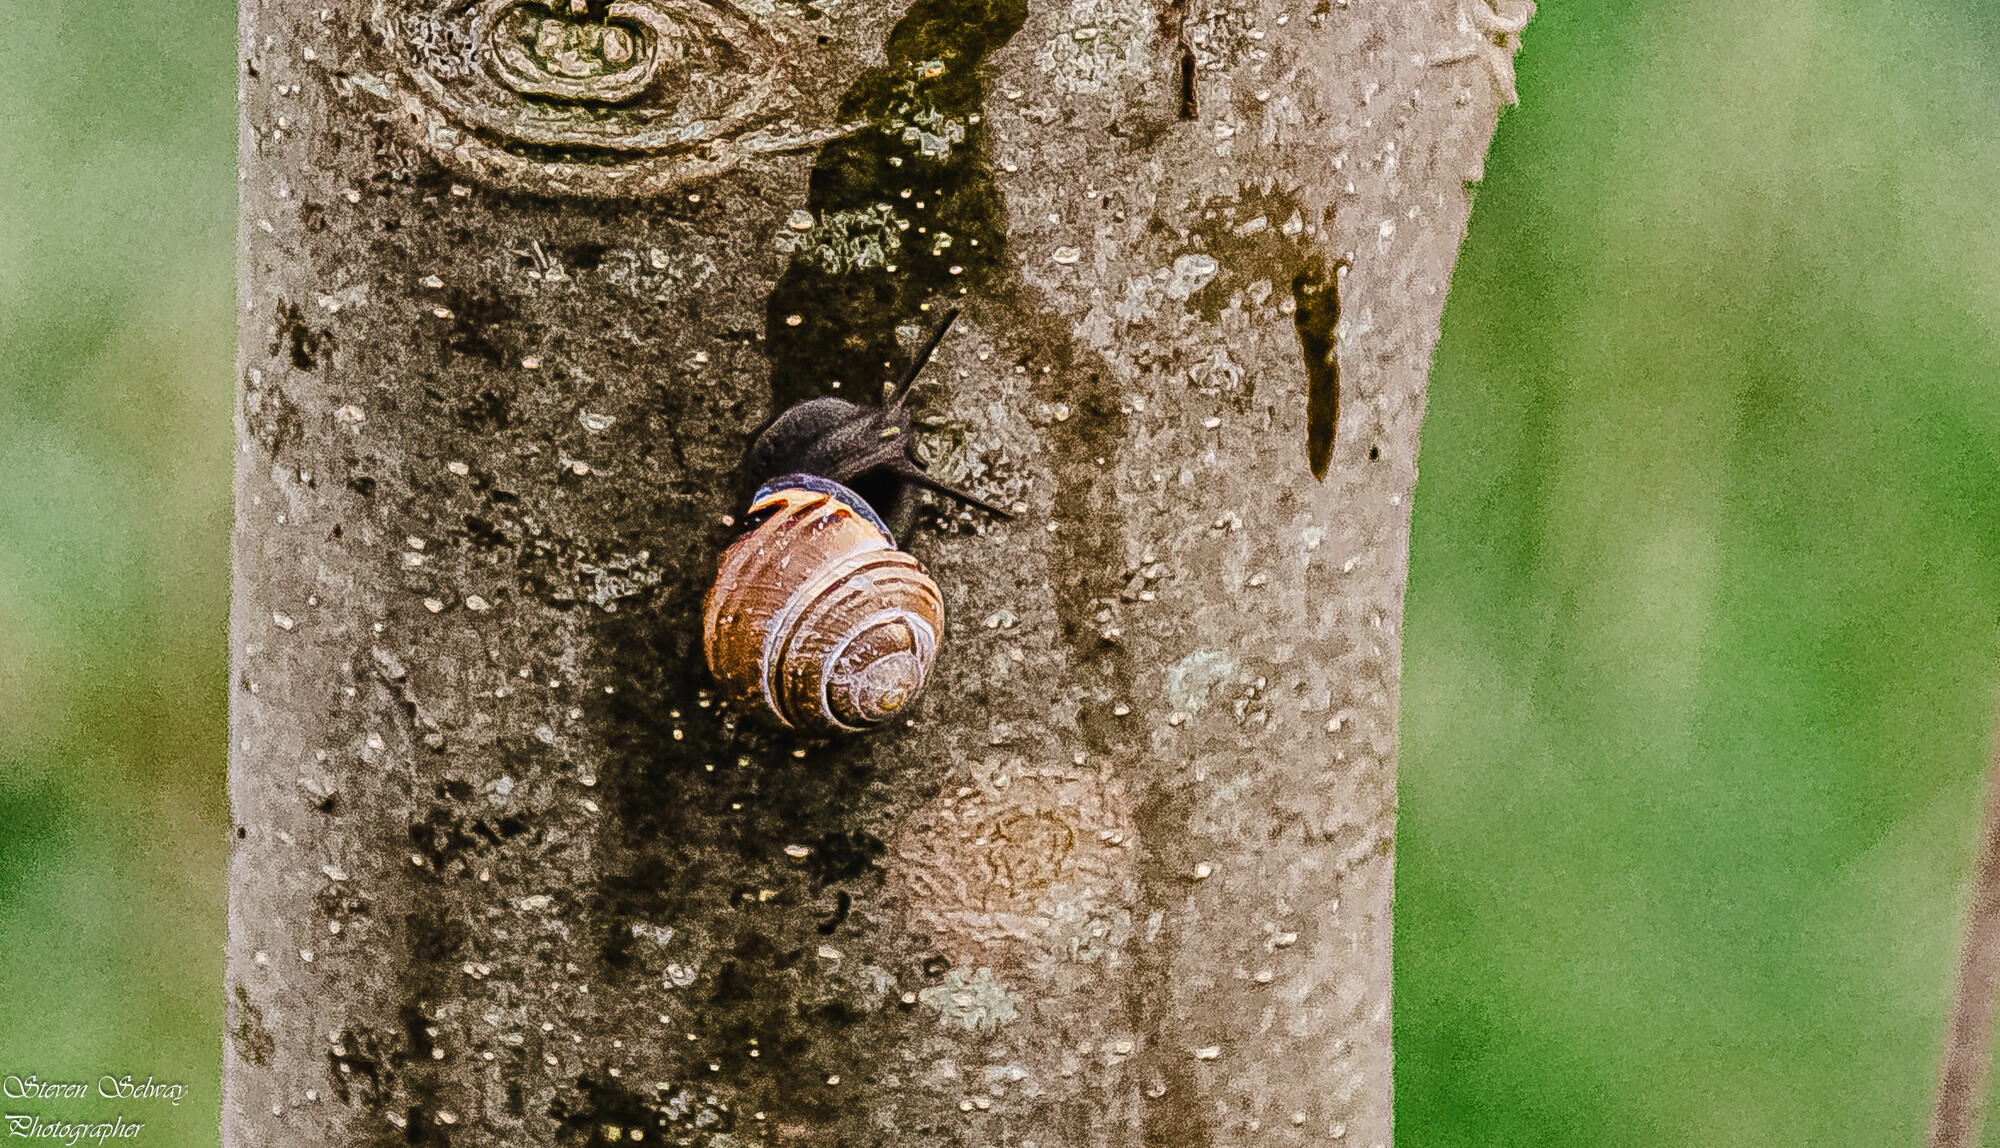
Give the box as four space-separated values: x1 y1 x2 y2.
704 311 1007 734
743 396 923 532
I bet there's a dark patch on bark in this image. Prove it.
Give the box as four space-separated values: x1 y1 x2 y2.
440 287 522 366
403 901 469 964
460 513 510 550
244 370 305 460
316 878 374 921
454 388 513 431
1291 253 1347 481
764 0 1027 410
564 242 611 272
549 1074 667 1146
1178 41 1199 119
327 1027 387 1107
1158 0 1196 119
1129 780 1218 1148
570 575 917 1139
231 984 276 1067
1003 293 1133 754
506 1078 526 1119
1184 180 1315 326
400 1003 436 1062
274 301 330 371
409 806 485 871
816 889 852 934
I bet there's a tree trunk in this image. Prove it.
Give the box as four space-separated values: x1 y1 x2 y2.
227 0 1527 1143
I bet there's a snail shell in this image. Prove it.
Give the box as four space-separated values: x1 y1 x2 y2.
703 475 944 734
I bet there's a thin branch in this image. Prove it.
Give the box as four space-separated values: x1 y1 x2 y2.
1929 677 2000 1148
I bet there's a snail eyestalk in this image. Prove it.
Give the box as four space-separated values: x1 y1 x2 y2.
886 308 959 412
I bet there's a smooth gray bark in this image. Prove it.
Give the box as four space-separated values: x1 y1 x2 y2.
227 0 1527 1143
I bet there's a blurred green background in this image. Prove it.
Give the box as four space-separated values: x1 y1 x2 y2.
0 0 238 1145
1399 0 2000 1144
2 0 1997 1144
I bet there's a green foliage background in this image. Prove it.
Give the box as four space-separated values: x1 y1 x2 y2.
1400 2 2000 1143
1 0 1996 1144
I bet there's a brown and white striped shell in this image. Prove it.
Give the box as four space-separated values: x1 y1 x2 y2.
703 480 944 734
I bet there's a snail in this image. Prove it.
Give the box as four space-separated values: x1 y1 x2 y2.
703 310 1008 734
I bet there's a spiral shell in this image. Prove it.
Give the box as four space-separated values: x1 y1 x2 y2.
704 477 944 734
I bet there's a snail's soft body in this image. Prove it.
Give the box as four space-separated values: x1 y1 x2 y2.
704 477 943 734
701 310 1004 735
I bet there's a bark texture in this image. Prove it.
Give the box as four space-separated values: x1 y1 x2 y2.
227 0 1526 1143
1929 688 2000 1148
